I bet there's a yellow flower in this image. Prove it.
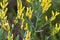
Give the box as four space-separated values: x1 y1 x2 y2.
21 23 24 29
8 34 13 40
26 0 31 3
0 2 4 9
25 31 31 40
24 23 28 31
18 0 25 13
29 14 32 19
2 23 7 30
51 23 60 36
5 8 8 13
50 16 56 21
50 11 60 21
0 0 8 9
8 36 10 40
21 18 24 29
41 0 51 13
55 23 58 28
17 0 25 19
55 11 60 16
52 11 54 16
26 7 29 17
26 7 33 19
1 8 8 18
45 16 48 21
11 34 14 40
41 0 47 7
0 0 13 40
21 13 24 29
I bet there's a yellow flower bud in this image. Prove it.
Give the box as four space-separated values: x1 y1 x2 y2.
45 16 48 21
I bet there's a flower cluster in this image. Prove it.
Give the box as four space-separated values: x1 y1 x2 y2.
0 0 60 40
41 0 51 13
45 10 60 21
14 0 25 25
26 7 33 19
51 23 60 36
50 11 60 21
23 31 31 40
17 0 25 19
0 0 8 30
0 0 13 40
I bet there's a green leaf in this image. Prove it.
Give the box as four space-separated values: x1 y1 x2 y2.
15 35 19 40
